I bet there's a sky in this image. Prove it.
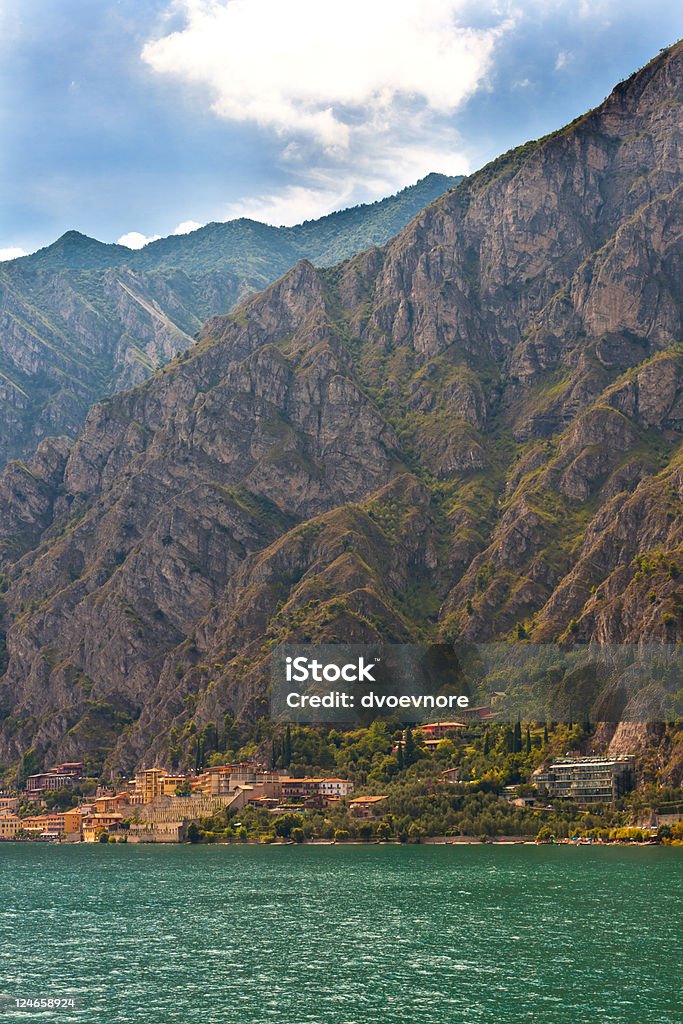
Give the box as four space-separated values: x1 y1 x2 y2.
0 0 681 259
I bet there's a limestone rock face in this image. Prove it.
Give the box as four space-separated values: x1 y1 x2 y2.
0 46 681 772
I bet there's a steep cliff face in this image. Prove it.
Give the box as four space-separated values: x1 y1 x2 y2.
0 46 681 773
0 174 460 467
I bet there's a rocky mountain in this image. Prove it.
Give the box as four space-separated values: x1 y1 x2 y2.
0 173 460 468
0 44 681 776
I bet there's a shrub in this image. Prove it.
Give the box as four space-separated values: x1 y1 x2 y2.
274 812 304 839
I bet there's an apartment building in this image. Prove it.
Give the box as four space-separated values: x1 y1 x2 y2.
20 810 84 838
0 814 21 839
318 778 354 799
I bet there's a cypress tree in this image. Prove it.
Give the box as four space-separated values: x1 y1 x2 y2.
404 726 416 766
514 719 522 754
195 736 203 773
284 725 292 768
203 722 218 755
396 741 404 771
483 730 490 756
543 723 549 745
525 725 531 755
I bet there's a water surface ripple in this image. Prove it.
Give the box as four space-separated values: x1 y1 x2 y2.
1 843 681 1023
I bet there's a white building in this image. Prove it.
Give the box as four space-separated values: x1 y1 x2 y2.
318 778 354 799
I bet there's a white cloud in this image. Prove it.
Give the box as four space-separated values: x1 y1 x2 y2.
0 246 27 261
142 0 515 209
172 220 204 234
117 231 162 249
143 1 509 147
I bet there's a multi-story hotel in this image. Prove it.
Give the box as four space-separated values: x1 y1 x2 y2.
132 769 187 803
533 756 636 804
25 762 86 796
191 764 280 796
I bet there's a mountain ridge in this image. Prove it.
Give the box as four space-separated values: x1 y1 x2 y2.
9 173 461 274
0 173 461 468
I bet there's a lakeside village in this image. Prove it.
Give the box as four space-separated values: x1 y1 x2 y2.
1 711 683 846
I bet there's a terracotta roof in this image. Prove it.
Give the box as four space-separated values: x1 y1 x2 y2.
418 721 466 729
280 777 324 784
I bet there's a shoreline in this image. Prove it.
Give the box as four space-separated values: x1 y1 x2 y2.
3 836 674 848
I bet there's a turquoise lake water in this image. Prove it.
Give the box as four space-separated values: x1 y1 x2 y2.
1 843 681 1024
